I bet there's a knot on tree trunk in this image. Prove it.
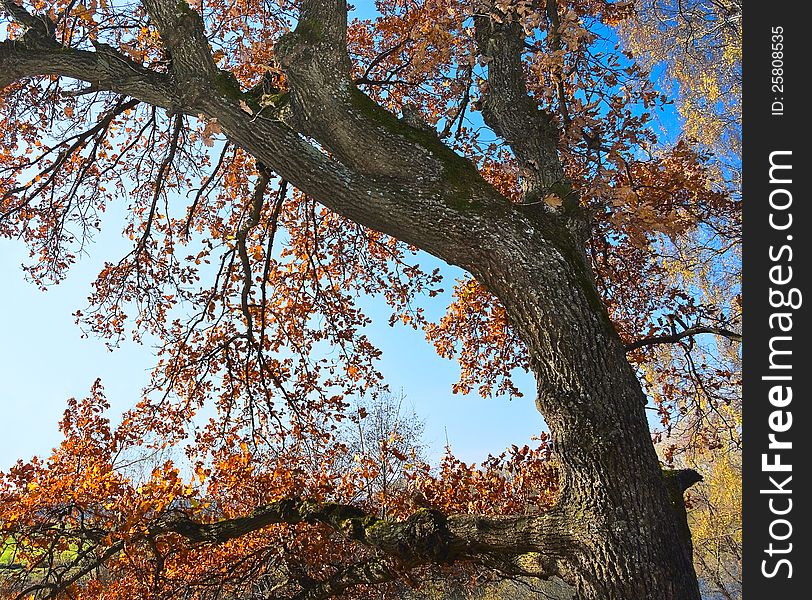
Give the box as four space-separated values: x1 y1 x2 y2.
661 468 703 562
663 468 703 495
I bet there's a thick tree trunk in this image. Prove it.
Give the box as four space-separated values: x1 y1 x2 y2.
474 224 701 599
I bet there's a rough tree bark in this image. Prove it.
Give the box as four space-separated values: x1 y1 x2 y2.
0 0 703 598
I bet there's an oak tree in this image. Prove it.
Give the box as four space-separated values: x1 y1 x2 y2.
0 1 741 599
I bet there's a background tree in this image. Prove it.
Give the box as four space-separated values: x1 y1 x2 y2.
334 392 426 517
619 0 741 185
1 1 740 599
620 3 742 596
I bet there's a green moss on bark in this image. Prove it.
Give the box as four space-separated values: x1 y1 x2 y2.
295 18 324 44
348 87 489 212
213 69 243 100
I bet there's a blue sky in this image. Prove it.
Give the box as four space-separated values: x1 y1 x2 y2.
0 219 543 471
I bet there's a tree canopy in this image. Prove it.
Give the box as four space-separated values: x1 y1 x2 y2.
1 1 740 599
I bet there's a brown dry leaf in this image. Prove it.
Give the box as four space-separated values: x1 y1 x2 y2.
201 118 222 147
611 186 638 207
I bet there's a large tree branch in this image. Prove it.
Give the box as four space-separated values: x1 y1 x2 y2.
6 496 576 599
0 39 174 106
1 0 553 281
273 0 442 179
154 498 569 598
140 0 219 84
473 4 569 207
0 32 526 277
156 497 570 565
1 0 53 34
12 499 560 599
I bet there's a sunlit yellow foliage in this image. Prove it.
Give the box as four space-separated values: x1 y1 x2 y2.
620 0 742 186
688 447 742 600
